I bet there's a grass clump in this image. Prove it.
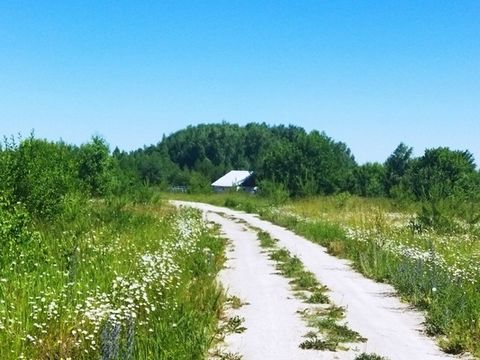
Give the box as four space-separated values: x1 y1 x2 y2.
306 289 329 304
299 335 337 351
223 316 247 334
355 353 389 360
257 230 277 248
299 306 366 350
226 296 246 310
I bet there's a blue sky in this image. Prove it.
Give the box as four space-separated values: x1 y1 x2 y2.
1 1 479 164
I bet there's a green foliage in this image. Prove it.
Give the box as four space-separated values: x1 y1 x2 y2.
353 162 386 197
405 147 476 201
188 172 213 194
261 128 356 196
119 123 357 196
0 196 41 267
384 143 413 196
397 147 480 232
1 136 79 218
257 179 289 205
115 123 480 208
0 135 125 219
77 136 114 197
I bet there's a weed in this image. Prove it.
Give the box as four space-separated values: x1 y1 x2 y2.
355 353 389 360
257 230 277 248
211 350 243 360
224 316 247 334
226 296 246 310
301 307 366 346
306 289 330 304
299 335 337 351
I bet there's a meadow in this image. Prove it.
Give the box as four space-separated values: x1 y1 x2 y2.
0 198 225 359
2 130 480 359
170 192 480 357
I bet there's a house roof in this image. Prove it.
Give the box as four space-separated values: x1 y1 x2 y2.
211 170 253 187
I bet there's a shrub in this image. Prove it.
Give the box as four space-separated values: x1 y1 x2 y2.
258 179 289 205
0 196 41 269
77 136 114 197
8 137 79 218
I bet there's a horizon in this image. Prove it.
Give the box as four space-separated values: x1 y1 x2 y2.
1 1 479 165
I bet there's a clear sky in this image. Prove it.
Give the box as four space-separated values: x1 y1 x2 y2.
1 1 479 164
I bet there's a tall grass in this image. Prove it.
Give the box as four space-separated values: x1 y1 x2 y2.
0 199 225 359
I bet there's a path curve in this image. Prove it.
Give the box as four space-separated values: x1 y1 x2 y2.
174 201 461 360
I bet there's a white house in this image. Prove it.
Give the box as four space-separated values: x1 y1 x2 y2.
211 170 256 192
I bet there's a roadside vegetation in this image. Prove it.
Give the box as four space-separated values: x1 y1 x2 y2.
0 135 226 359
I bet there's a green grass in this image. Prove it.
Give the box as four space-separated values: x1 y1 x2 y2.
354 353 389 360
0 200 226 359
225 296 247 310
300 306 366 346
257 230 277 248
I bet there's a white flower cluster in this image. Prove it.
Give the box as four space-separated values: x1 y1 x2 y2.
17 207 208 356
269 206 479 286
343 225 479 285
74 208 206 347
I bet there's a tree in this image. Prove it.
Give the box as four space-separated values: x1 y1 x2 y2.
384 143 413 196
77 136 113 197
261 129 356 196
353 163 386 197
406 147 476 201
3 136 78 218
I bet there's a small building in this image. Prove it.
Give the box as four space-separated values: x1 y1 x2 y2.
211 170 256 193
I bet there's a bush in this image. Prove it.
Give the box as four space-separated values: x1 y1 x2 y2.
6 137 79 218
187 172 212 194
258 180 289 205
0 196 41 269
77 136 114 197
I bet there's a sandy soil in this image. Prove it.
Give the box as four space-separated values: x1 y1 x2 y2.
173 201 462 360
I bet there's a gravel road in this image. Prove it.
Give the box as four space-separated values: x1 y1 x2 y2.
173 201 462 360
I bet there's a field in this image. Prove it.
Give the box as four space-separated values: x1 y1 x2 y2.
2 186 479 358
0 198 226 359
170 192 480 356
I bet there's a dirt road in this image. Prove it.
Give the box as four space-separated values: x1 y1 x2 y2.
173 201 459 360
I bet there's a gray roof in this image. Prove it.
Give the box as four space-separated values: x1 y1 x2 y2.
211 170 253 187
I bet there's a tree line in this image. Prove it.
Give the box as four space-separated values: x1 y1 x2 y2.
1 123 479 228
115 122 480 201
